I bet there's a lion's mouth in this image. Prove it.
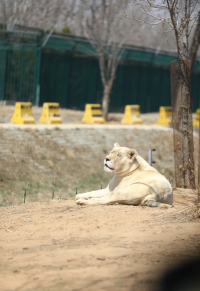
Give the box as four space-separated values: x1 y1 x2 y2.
105 164 114 170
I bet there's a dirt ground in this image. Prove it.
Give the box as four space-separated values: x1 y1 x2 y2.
0 105 198 125
0 189 199 291
0 105 160 124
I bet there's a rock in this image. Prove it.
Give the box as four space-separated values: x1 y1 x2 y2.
97 257 105 261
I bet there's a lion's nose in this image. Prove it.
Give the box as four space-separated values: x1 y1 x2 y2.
106 158 110 162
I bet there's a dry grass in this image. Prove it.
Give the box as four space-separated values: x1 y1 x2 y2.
155 205 200 223
0 128 109 205
0 127 172 205
0 125 199 206
154 188 200 223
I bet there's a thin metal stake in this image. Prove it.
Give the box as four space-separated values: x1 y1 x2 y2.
24 190 26 204
52 190 54 199
148 149 156 166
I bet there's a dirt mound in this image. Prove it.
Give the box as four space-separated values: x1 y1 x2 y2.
0 125 177 206
0 189 199 291
0 124 199 206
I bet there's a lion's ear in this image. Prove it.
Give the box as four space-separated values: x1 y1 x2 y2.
114 143 120 148
127 149 137 160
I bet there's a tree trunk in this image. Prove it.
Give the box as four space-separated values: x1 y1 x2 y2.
102 72 115 121
171 59 196 189
189 11 200 74
180 60 196 188
102 84 112 121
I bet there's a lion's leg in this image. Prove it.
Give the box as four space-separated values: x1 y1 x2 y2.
147 201 173 208
76 197 112 205
76 184 152 205
76 185 173 208
141 194 173 208
76 190 142 206
77 197 173 208
76 188 109 201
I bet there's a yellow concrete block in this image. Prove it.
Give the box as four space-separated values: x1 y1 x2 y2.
157 106 172 125
121 105 142 124
39 103 62 124
193 109 199 127
82 104 105 124
11 102 35 124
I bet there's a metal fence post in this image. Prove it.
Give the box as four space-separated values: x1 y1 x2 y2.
148 149 156 166
0 48 7 101
33 47 42 106
19 51 24 101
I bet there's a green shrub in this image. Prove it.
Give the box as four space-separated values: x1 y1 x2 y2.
62 25 72 34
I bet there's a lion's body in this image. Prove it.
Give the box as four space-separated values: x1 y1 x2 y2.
76 143 173 207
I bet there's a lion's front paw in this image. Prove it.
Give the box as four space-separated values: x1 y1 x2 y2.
159 204 173 209
76 199 87 205
75 194 82 200
76 194 89 200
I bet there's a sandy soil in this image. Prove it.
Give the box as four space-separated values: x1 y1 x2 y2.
0 189 199 291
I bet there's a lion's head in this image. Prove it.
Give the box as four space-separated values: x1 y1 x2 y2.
104 143 138 175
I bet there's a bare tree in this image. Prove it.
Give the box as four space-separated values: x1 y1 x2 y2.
122 0 200 188
31 0 77 31
0 0 34 28
122 1 200 61
0 0 77 31
78 0 131 121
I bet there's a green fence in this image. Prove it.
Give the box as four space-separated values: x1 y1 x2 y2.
0 25 200 112
4 50 36 102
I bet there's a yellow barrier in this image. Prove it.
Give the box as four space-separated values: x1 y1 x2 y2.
157 106 172 125
11 102 35 124
39 103 62 124
82 104 105 123
121 105 142 124
193 109 199 127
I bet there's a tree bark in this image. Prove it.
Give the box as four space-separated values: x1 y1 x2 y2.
102 71 115 121
102 85 110 121
102 83 113 121
189 11 200 74
180 60 196 188
170 1 197 189
171 59 196 189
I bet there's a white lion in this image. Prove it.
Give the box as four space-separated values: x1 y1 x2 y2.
76 143 173 208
